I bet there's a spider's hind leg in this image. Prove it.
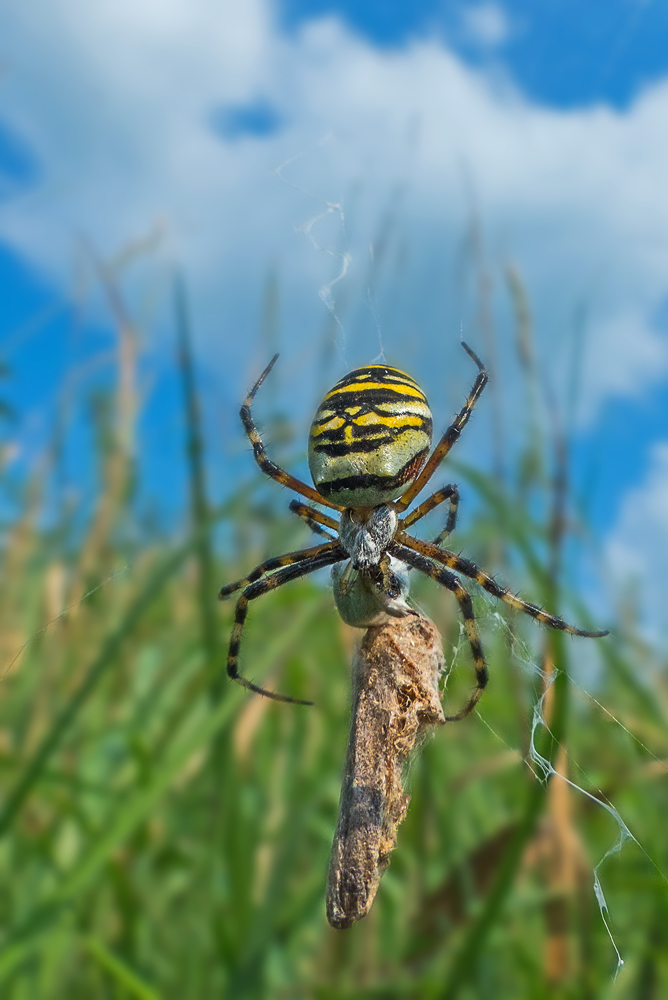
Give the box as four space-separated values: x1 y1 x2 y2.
219 540 341 598
396 534 609 639
225 546 346 705
390 541 487 721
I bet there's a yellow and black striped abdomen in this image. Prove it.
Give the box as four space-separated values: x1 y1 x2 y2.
308 365 433 508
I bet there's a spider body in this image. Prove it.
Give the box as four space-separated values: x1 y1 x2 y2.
308 365 433 507
220 345 608 720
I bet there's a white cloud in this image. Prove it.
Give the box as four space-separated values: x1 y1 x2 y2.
458 2 513 47
1 0 668 426
577 309 668 424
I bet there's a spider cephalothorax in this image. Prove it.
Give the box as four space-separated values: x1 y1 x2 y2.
219 344 608 721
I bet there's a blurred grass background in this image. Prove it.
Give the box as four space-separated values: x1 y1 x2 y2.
1 255 667 1000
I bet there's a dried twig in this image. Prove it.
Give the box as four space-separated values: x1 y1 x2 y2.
327 613 446 929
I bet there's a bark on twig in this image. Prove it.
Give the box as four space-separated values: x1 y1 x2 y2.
327 613 446 929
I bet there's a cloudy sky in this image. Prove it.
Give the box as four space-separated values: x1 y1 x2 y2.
2 0 668 633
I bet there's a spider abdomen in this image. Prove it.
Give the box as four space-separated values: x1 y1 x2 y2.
308 365 433 508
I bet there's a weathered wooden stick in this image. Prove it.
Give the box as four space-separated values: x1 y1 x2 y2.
326 613 447 929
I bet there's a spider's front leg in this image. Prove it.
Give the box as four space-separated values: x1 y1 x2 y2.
241 355 343 512
395 343 487 513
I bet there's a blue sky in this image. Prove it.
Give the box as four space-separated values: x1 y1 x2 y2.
283 0 668 109
2 0 668 631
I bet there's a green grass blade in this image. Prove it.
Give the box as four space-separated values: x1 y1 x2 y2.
0 543 190 838
0 599 321 981
174 272 220 687
82 937 163 1000
438 631 569 999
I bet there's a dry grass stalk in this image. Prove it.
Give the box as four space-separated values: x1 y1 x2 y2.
327 613 446 929
75 250 137 590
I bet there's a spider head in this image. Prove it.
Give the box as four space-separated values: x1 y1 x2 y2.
338 505 397 570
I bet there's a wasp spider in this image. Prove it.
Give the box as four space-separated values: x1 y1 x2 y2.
219 344 608 720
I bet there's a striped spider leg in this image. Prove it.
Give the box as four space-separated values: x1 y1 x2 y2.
391 531 609 719
219 540 347 703
219 359 347 703
400 483 460 547
394 343 487 513
240 354 344 513
289 499 340 540
390 542 487 721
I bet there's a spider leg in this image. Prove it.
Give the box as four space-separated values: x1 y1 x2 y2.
395 343 487 512
227 546 347 704
399 485 459 573
396 532 609 638
432 526 454 549
400 484 460 540
390 542 487 721
219 540 342 598
289 499 339 540
242 355 343 512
